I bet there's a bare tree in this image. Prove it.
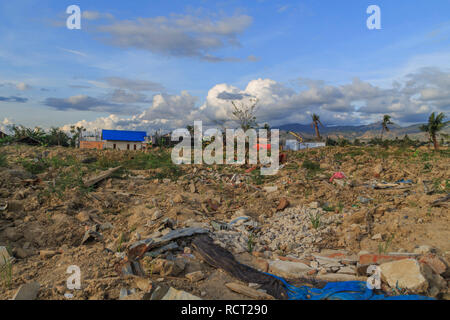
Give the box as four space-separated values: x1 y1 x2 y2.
231 98 258 131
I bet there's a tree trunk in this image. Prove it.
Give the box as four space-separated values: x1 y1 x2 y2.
314 123 321 141
432 134 439 150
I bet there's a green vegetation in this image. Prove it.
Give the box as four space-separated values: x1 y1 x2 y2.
19 158 49 174
378 234 395 254
1 252 13 289
0 153 7 167
420 112 447 150
247 232 256 253
309 211 322 229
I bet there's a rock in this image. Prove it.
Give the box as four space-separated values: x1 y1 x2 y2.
309 202 319 209
379 259 428 293
371 233 382 240
276 198 290 212
39 250 58 259
152 210 163 221
268 260 312 278
12 282 40 300
161 287 202 300
99 222 113 231
76 211 91 223
263 186 278 193
0 246 13 265
134 277 152 292
316 273 360 282
150 285 170 300
373 163 383 176
419 254 447 275
153 258 185 277
173 194 183 203
337 266 357 275
5 200 23 212
185 271 205 282
4 227 23 241
414 245 433 255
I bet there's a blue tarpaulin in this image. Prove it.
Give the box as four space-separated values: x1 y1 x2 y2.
266 273 434 300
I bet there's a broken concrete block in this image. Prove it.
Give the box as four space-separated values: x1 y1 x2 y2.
0 246 12 266
268 260 312 278
12 282 40 300
161 287 202 300
379 259 428 293
419 254 448 275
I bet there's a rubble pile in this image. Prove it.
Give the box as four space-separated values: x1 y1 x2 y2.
0 144 448 300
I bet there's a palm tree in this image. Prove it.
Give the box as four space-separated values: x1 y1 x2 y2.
311 114 323 141
420 112 447 150
380 115 393 140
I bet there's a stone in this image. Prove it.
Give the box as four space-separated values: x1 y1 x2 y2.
316 273 360 282
373 163 383 176
0 246 12 265
134 277 152 292
39 250 58 259
414 245 433 254
152 210 163 221
12 282 40 300
161 287 202 300
371 233 382 240
254 259 269 272
337 266 357 275
263 186 278 193
153 258 186 277
173 194 183 203
4 227 23 241
268 260 312 278
379 259 428 293
309 202 319 209
76 211 90 223
185 271 205 282
419 254 447 275
414 245 433 255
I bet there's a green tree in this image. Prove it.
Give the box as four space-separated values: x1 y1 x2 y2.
420 112 447 150
311 114 323 141
380 115 393 140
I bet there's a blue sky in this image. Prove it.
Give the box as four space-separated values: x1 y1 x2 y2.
0 0 449 132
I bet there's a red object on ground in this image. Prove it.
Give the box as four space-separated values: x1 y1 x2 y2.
253 144 271 151
329 172 346 183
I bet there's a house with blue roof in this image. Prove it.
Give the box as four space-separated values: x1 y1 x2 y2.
102 129 149 151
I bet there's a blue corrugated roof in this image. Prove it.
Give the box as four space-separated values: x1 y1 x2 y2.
102 130 146 142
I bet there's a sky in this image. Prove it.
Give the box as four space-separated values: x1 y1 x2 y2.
0 0 449 134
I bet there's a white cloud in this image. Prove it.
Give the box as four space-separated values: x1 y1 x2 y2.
61 68 450 132
16 82 30 91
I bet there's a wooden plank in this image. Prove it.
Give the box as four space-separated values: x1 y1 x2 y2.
83 166 122 188
225 282 275 300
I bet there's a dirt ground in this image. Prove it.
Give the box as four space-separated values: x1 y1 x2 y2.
0 144 448 300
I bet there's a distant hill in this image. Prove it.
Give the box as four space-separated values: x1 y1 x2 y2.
275 122 450 142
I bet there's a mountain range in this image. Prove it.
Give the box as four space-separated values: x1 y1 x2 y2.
275 122 450 142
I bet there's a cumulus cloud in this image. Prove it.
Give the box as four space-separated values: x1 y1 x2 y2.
0 118 13 133
62 68 450 132
96 14 252 61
